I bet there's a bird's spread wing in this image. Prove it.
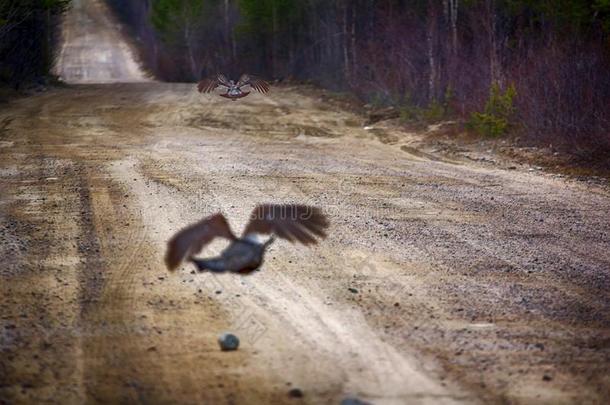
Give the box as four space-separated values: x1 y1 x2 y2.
197 78 218 93
165 214 237 271
236 74 270 94
197 74 231 93
242 204 328 245
217 74 232 87
236 74 250 88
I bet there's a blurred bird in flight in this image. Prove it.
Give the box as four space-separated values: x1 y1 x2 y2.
197 74 270 100
165 204 329 274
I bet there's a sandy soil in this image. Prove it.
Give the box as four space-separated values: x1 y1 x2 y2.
1 1 609 404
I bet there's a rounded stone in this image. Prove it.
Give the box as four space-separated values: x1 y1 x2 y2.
288 388 304 398
218 332 239 351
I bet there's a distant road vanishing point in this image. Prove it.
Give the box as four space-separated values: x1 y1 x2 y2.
54 0 150 84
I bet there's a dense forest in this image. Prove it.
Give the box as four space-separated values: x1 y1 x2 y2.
0 0 69 87
1 1 609 154
107 0 610 154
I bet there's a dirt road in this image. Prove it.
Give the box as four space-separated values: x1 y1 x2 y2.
54 0 149 83
1 1 609 404
1 84 609 404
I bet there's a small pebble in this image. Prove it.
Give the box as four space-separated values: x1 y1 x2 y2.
218 333 239 351
288 388 303 398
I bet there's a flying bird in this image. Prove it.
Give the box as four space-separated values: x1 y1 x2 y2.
197 74 270 100
165 204 329 274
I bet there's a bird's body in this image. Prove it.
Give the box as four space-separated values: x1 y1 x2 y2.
219 80 250 100
191 237 274 274
198 74 269 101
165 205 328 274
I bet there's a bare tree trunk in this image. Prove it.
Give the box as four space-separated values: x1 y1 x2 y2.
179 4 198 78
230 1 236 60
44 8 52 72
488 0 496 83
445 0 459 100
183 18 197 78
342 3 350 80
427 0 439 102
223 0 230 47
351 6 357 78
310 6 317 65
186 33 198 78
486 0 501 86
222 0 236 61
272 2 278 77
444 0 456 112
450 0 458 52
